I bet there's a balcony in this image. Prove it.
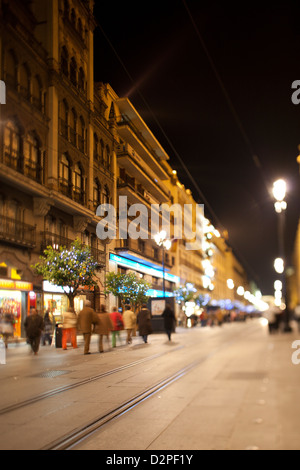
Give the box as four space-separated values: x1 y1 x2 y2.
40 232 73 253
58 180 86 206
0 216 36 249
40 232 105 268
115 238 172 267
116 113 169 181
117 173 153 206
89 247 106 268
4 150 43 184
117 143 170 203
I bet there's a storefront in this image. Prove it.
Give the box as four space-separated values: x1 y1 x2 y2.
109 253 179 296
43 281 88 322
0 279 33 338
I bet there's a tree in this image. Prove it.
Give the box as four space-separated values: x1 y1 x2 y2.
33 239 98 308
105 272 151 312
174 282 197 304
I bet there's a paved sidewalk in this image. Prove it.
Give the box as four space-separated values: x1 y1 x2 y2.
1 321 300 450
75 320 300 451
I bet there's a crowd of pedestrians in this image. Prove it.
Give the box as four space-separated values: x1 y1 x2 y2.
4 302 300 356
16 301 176 356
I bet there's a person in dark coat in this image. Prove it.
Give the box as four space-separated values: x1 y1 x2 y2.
137 304 152 343
24 309 44 355
77 300 99 354
162 304 176 341
95 304 113 352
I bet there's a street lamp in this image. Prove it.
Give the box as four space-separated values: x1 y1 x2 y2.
273 179 287 213
274 257 284 274
154 230 172 298
272 179 291 331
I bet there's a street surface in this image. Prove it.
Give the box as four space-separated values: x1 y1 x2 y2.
0 318 300 450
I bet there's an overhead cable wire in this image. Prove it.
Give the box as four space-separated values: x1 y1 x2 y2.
95 19 261 285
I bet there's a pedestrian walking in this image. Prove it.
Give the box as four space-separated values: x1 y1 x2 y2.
110 307 123 348
162 304 176 341
62 307 78 350
95 304 113 353
77 300 99 354
263 304 281 334
42 310 53 346
0 312 14 348
123 305 136 344
137 303 152 344
24 309 44 355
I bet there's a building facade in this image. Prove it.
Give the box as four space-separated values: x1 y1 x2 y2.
0 0 261 337
0 0 115 333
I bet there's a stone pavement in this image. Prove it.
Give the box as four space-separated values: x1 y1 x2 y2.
75 320 300 451
1 319 300 450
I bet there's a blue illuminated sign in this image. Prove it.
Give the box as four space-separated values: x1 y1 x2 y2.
147 289 174 298
109 253 179 284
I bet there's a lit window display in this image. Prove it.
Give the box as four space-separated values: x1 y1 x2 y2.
44 293 68 323
0 290 22 337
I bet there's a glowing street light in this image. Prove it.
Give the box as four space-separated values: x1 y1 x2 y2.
274 257 284 274
237 286 245 296
155 230 172 297
274 280 283 291
273 179 286 202
273 179 287 213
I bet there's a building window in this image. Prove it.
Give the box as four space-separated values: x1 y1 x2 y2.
78 116 85 153
57 219 68 240
70 108 77 146
24 133 40 180
93 179 101 207
94 133 99 161
73 163 84 203
64 0 70 18
103 185 110 205
59 99 69 138
61 46 69 77
59 153 71 196
78 67 85 93
71 8 76 26
70 57 77 87
32 75 43 111
105 145 111 170
78 18 83 38
4 121 21 170
100 139 104 164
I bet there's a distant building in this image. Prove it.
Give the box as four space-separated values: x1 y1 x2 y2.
0 0 261 337
290 219 300 308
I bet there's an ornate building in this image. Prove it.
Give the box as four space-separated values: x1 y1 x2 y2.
0 0 115 334
0 0 261 337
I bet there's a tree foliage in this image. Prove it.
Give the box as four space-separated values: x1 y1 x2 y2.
105 272 150 312
33 239 98 308
174 283 197 304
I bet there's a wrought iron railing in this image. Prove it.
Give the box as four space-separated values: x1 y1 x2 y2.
0 216 36 248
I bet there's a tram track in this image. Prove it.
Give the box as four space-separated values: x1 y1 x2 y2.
42 361 198 450
1 322 264 450
43 324 261 450
0 345 184 416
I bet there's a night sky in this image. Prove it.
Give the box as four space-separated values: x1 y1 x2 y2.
93 0 300 294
